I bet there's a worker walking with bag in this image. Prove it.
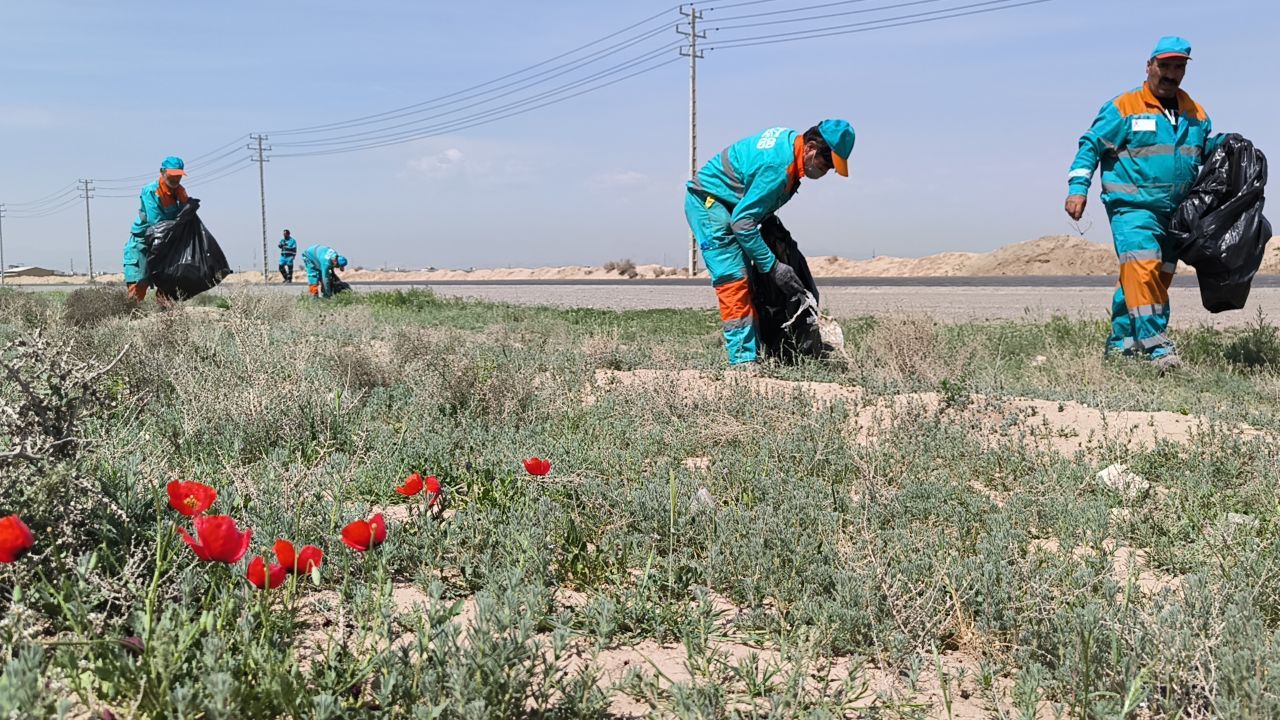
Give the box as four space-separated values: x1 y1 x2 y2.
1065 37 1218 370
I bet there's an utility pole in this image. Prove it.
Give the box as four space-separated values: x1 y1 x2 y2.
79 179 95 281
249 133 272 281
0 203 6 287
679 4 705 277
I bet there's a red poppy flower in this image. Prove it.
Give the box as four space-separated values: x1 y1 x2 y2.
246 555 287 589
522 457 551 476
424 475 442 505
166 480 217 516
0 515 34 563
177 515 252 564
274 539 324 574
395 472 424 496
341 513 387 552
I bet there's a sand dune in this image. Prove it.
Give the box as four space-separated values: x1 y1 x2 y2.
10 235 1279 284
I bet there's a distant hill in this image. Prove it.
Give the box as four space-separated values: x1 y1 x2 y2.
9 236 1279 284
806 235 1280 277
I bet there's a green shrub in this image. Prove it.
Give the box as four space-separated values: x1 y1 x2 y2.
1224 309 1280 369
62 285 136 327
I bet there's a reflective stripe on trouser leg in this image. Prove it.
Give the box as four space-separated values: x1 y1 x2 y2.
1107 284 1136 354
685 190 758 364
1108 207 1175 356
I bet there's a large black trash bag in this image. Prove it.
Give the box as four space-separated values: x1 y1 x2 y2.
144 198 233 300
746 214 824 361
329 274 351 295
1169 134 1272 312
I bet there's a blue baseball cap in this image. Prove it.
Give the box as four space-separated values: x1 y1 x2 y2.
160 156 186 176
335 255 348 269
1151 36 1191 61
817 119 855 177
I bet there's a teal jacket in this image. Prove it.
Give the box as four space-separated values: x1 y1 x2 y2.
301 244 339 297
129 180 187 239
687 127 808 272
1069 83 1214 214
278 236 297 264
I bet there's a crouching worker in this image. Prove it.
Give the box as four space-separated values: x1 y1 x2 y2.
124 155 189 304
301 244 349 298
684 119 854 365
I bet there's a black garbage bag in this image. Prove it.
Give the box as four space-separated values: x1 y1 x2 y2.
144 198 233 300
1169 133 1271 312
746 214 824 361
328 274 351 295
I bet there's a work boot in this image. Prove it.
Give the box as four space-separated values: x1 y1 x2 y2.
1151 352 1183 373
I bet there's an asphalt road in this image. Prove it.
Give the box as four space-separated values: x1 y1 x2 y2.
418 282 1278 329
16 277 1280 328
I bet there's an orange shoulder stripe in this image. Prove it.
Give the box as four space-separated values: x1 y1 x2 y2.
1177 90 1207 121
1113 86 1156 118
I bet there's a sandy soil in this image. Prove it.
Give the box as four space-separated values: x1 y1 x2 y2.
10 234 1278 284
590 368 1266 458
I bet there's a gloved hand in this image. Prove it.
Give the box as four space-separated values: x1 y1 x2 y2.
769 260 807 298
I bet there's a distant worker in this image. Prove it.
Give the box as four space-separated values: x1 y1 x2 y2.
1066 37 1217 371
124 156 189 303
278 229 297 283
684 119 854 365
301 244 349 298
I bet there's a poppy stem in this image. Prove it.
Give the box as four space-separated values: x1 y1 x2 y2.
668 470 677 592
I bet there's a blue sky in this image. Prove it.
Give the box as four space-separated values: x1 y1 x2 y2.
1 0 1274 272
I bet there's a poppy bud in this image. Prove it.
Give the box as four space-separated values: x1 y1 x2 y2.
118 636 145 657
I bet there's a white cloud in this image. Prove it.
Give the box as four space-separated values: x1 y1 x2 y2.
408 147 468 178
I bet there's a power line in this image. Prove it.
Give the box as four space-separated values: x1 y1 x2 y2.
274 25 678 142
94 149 248 192
707 0 896 21
705 0 1051 49
704 0 793 11
5 182 80 208
710 0 951 29
92 135 252 183
267 6 682 137
95 149 253 193
275 55 682 158
7 194 82 219
188 162 254 187
275 41 683 150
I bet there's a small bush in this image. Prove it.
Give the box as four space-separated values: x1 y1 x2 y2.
357 289 443 312
0 289 51 329
62 285 135 327
602 258 638 279
1223 309 1280 369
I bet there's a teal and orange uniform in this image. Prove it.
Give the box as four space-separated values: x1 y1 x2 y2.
1068 37 1215 358
124 156 189 301
684 119 854 364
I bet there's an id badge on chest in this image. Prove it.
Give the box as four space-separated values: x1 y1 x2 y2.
1132 118 1157 133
